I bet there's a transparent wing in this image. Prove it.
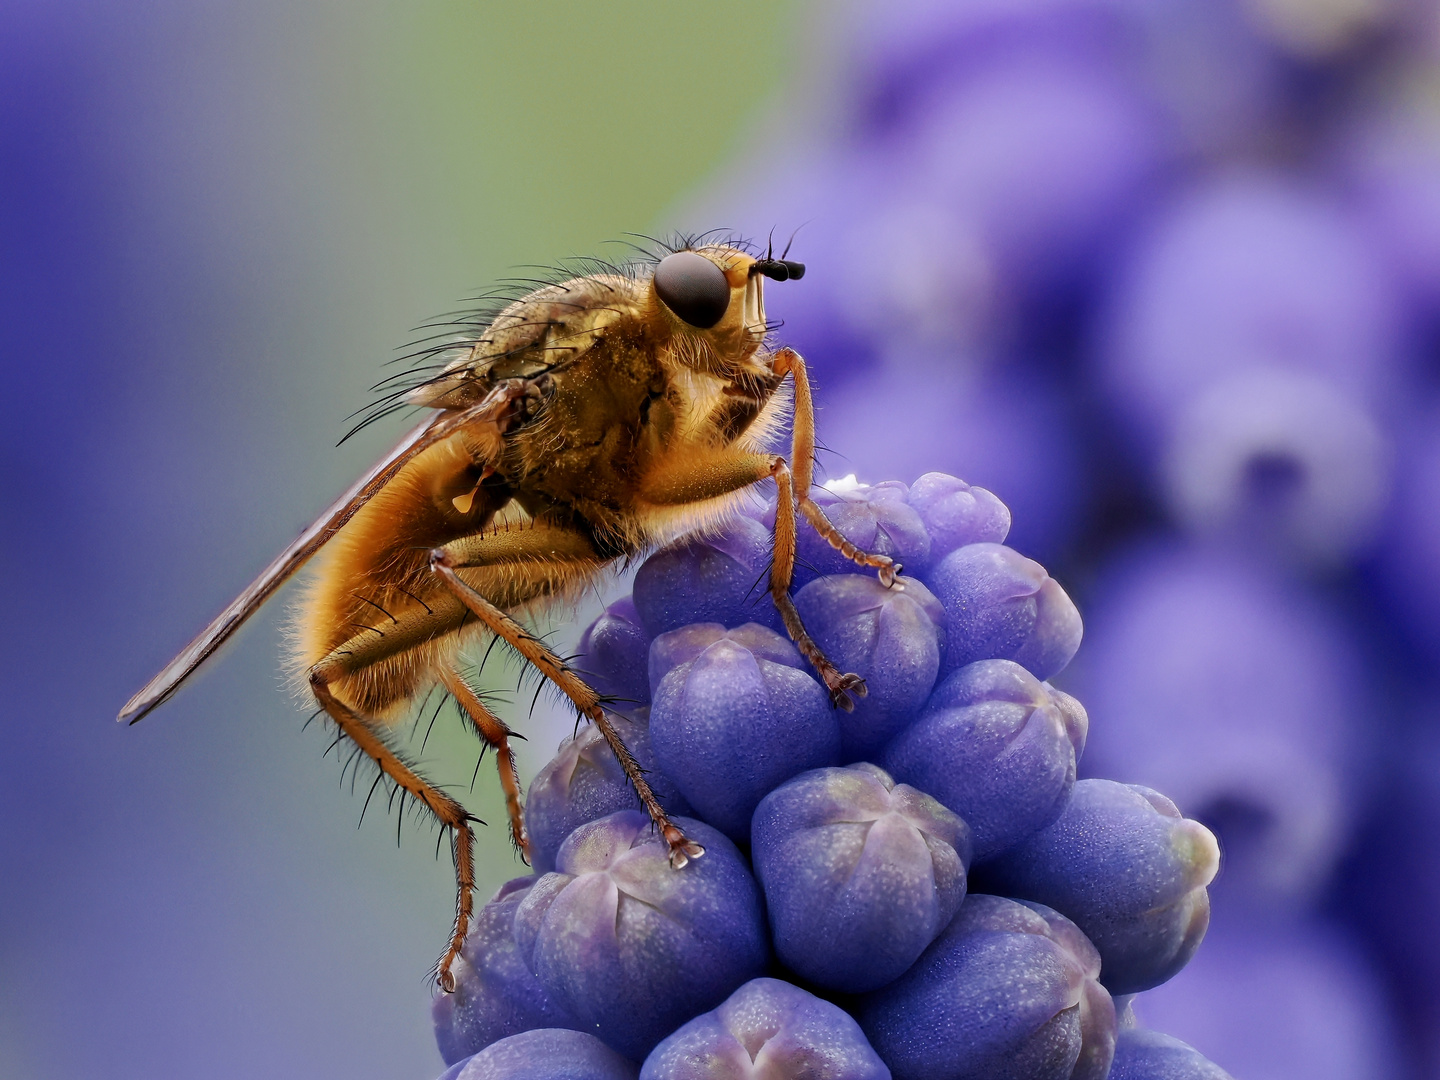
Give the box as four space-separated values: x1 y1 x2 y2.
118 385 522 724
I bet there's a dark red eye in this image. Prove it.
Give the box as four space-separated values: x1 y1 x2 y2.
654 251 731 329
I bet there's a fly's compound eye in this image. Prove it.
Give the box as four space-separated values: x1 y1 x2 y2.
654 251 731 329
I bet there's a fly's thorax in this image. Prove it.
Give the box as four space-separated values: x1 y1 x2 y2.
408 274 648 410
494 327 672 518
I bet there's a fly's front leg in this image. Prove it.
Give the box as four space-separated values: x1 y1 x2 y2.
638 449 868 711
771 347 902 587
427 535 705 868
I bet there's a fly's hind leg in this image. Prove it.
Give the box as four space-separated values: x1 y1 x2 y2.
427 530 704 868
306 658 476 992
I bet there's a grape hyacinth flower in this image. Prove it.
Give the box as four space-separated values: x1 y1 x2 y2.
856 894 1117 1080
524 708 689 875
976 780 1219 995
432 472 1233 1079
640 978 889 1080
924 541 1083 680
750 763 971 992
649 625 840 841
792 479 933 586
439 1028 638 1080
794 573 946 760
631 516 782 637
513 812 768 1061
575 597 652 707
433 878 579 1066
1108 1028 1234 1080
882 658 1087 861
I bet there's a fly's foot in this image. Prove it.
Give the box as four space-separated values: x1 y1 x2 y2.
437 953 460 994
663 823 705 869
824 670 868 713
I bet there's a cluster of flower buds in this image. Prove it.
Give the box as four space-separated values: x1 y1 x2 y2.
431 476 1229 1079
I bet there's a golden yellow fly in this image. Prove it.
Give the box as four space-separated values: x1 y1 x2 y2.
118 239 899 990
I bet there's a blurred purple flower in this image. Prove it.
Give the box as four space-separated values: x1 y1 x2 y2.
1161 367 1391 563
1071 540 1365 907
1373 400 1440 662
814 361 1086 559
1097 170 1403 446
1135 915 1405 1080
1334 92 1440 316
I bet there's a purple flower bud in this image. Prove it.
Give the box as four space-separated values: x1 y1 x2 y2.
432 878 579 1065
751 764 970 992
1109 1029 1233 1080
908 472 1011 562
647 623 805 699
857 894 1116 1080
650 635 840 841
438 1028 638 1080
977 780 1218 995
794 480 932 586
924 542 1082 680
632 517 782 637
883 659 1087 860
525 709 689 874
639 978 889 1080
795 574 945 760
513 812 768 1062
576 598 652 706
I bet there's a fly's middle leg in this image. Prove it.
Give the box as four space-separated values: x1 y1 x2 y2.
438 666 529 862
428 546 705 869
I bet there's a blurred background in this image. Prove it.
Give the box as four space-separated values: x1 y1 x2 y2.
3 1 1439 1078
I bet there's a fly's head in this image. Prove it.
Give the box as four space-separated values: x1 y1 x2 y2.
649 243 805 377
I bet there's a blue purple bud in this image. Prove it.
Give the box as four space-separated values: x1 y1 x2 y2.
793 480 932 586
1109 1029 1234 1080
576 597 652 707
794 574 946 760
883 659 1087 861
438 1028 638 1080
639 978 888 1080
524 709 689 875
925 542 1083 680
632 517 782 637
512 812 768 1061
432 877 578 1065
977 780 1218 995
857 894 1116 1080
751 763 971 992
650 633 840 841
908 472 1011 562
